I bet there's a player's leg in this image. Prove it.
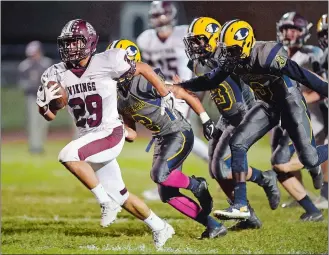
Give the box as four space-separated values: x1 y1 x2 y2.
211 125 280 210
95 159 174 248
151 129 227 236
273 126 323 190
275 171 324 221
316 102 329 209
158 185 227 239
151 129 213 214
281 89 328 171
142 111 210 202
58 125 125 227
317 160 329 209
271 127 323 218
215 102 280 219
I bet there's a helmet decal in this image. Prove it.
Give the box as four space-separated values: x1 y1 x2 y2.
206 23 220 34
234 28 249 41
86 22 96 35
126 45 138 59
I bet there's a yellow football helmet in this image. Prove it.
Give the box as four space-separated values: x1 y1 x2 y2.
183 17 221 60
316 14 328 49
218 19 255 60
107 39 141 62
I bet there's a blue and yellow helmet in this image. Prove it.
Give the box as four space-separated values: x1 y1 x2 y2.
219 19 255 59
184 17 222 61
107 39 142 62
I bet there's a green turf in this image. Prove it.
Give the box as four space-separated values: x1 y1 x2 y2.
1 137 328 254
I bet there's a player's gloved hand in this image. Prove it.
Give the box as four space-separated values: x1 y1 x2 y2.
161 91 176 116
200 112 218 141
36 83 62 108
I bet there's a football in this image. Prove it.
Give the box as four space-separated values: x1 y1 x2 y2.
47 81 68 111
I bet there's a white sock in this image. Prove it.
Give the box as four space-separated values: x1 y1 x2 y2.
91 183 110 204
144 210 165 231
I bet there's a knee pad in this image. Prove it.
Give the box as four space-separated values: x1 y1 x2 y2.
150 159 170 184
298 146 319 168
229 137 248 173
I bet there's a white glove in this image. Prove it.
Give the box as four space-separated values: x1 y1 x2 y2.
36 83 62 108
160 91 177 116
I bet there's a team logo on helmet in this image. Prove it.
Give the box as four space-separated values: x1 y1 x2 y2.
205 23 220 34
126 45 138 60
234 28 249 40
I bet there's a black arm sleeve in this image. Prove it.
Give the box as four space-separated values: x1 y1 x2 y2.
179 67 230 92
281 59 328 97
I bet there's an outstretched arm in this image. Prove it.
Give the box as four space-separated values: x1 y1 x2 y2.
167 83 218 141
176 67 230 92
281 59 328 97
167 85 206 116
135 62 169 97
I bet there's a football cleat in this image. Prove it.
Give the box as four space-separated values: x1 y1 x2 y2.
300 211 324 222
100 200 122 227
213 204 250 220
191 176 213 215
199 224 228 239
308 166 323 190
152 221 175 249
260 170 281 210
229 207 262 231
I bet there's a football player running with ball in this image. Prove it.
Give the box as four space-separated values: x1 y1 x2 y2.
176 19 328 220
109 39 227 239
36 19 177 249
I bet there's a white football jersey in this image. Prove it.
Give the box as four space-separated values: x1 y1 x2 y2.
137 25 192 82
137 25 193 119
41 49 132 137
288 45 323 70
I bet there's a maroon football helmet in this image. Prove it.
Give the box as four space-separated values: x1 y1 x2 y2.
276 12 312 47
149 1 177 32
57 19 99 66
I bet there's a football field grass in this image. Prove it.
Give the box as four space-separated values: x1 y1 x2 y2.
2 136 328 254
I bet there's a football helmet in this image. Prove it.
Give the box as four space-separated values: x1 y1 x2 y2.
149 1 177 33
57 19 99 66
317 14 328 50
217 19 255 69
276 12 312 47
107 39 141 62
184 17 222 61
